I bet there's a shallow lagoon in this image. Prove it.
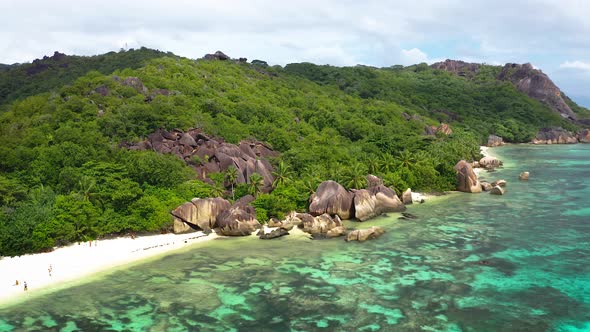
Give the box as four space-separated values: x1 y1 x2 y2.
1 144 589 331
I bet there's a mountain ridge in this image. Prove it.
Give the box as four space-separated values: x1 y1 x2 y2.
0 47 172 108
2 49 588 122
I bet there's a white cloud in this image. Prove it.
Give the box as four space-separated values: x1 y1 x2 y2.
400 48 429 65
1 0 590 96
559 60 590 71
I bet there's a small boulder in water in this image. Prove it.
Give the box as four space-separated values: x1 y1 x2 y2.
402 188 413 205
491 179 507 187
346 226 385 242
398 212 418 221
490 185 505 195
259 227 289 240
519 172 529 181
480 181 493 191
326 226 346 238
401 212 418 219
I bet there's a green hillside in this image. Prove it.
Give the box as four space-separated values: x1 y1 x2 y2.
0 47 170 109
0 50 584 256
284 62 576 142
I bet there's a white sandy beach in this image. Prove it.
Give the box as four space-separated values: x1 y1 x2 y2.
474 145 494 176
0 231 218 307
479 145 496 159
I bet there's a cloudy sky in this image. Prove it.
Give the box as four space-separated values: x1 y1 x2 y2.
1 0 589 106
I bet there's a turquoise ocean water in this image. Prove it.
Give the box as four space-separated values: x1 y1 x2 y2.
0 144 589 331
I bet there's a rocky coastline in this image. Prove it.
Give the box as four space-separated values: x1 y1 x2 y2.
166 139 550 243
485 128 590 147
162 127 590 245
122 124 590 246
171 174 409 242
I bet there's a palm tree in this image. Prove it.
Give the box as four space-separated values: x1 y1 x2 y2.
302 175 321 197
248 173 265 197
383 172 407 197
210 182 226 198
345 162 368 189
330 166 346 184
207 172 226 198
396 150 417 170
304 164 324 181
225 166 238 200
272 161 294 188
365 155 381 175
77 176 96 202
379 154 397 174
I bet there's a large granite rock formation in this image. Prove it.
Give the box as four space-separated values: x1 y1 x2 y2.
366 174 384 188
120 77 149 94
173 217 193 234
308 177 405 222
487 135 505 147
432 60 577 120
431 59 481 78
346 226 385 242
298 213 343 236
124 128 277 192
353 180 406 221
309 181 355 219
425 123 453 136
171 194 259 236
274 211 305 230
202 51 230 61
498 63 576 120
171 197 231 233
532 127 578 144
479 156 503 169
215 200 260 236
578 129 590 143
455 160 482 193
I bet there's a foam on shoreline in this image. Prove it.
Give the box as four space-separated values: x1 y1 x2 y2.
474 145 493 176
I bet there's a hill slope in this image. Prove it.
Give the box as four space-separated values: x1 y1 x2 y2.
0 47 171 108
0 49 587 256
284 61 583 142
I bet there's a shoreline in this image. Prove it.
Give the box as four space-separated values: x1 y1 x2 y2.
0 146 496 308
0 231 219 308
474 145 493 176
479 145 495 158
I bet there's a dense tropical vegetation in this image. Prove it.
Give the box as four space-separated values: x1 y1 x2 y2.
0 49 586 256
0 47 169 109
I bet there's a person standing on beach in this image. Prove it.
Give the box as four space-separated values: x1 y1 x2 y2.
48 264 53 276
24 281 28 291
